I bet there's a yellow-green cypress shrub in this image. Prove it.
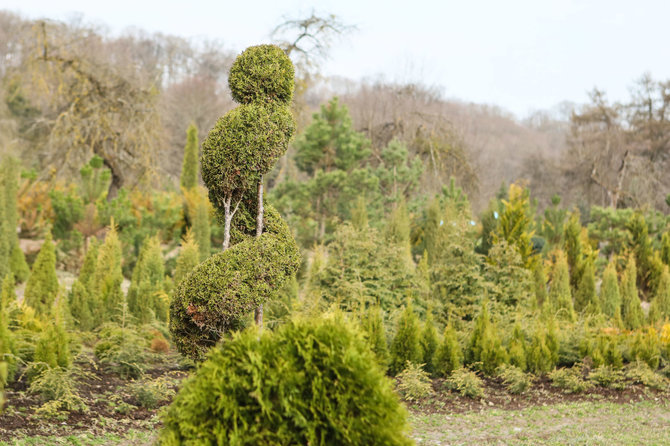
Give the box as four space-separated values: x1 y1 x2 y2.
127 236 165 323
159 317 413 445
93 225 124 323
24 232 58 316
546 250 575 321
600 258 621 318
390 303 422 375
180 124 199 190
363 305 390 371
621 256 644 330
649 266 670 323
419 312 439 374
466 301 508 375
173 229 199 287
434 324 462 377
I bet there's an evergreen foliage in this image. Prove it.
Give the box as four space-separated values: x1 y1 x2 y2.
546 250 575 321
312 223 415 313
434 324 462 377
33 311 71 370
649 266 670 323
127 236 166 323
507 323 527 371
68 240 98 331
532 261 548 309
93 225 124 324
526 320 558 374
575 256 598 313
600 259 622 318
1 157 29 282
180 124 199 190
171 205 300 360
493 183 536 268
628 212 663 293
24 232 58 315
0 274 16 384
390 303 422 375
466 301 508 375
192 192 211 262
419 312 439 374
172 45 301 359
621 256 644 330
484 240 532 309
159 317 413 445
173 229 199 287
563 212 584 290
363 306 390 370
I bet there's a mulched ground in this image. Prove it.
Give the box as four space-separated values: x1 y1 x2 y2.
407 375 670 415
0 353 190 441
2 357 669 441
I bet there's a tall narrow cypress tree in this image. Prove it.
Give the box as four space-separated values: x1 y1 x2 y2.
621 256 644 330
192 194 211 262
93 225 124 323
390 303 422 375
649 266 670 323
24 232 58 315
180 124 199 190
174 229 200 287
546 250 575 321
600 258 622 318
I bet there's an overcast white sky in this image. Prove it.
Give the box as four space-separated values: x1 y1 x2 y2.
3 0 669 118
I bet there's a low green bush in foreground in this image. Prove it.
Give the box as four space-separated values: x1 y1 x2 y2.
159 316 413 445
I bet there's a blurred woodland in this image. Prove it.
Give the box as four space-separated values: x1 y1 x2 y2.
1 10 667 215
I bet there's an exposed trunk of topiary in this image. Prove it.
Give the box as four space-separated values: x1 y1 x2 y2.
221 195 240 252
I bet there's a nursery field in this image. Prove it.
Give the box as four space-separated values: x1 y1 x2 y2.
2 365 669 446
2 13 670 445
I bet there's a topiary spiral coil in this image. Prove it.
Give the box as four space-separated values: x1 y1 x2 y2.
170 45 300 361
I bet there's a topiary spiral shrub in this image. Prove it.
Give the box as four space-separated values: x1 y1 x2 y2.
170 44 299 360
159 316 413 445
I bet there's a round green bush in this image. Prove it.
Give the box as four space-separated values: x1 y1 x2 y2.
170 205 300 361
201 102 295 204
228 44 294 105
159 316 413 445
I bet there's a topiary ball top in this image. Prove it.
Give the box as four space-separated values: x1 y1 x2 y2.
228 44 295 105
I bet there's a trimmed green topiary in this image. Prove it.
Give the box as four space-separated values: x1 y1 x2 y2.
171 205 300 360
159 316 412 445
228 44 294 105
24 232 58 316
171 44 300 360
201 102 295 205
